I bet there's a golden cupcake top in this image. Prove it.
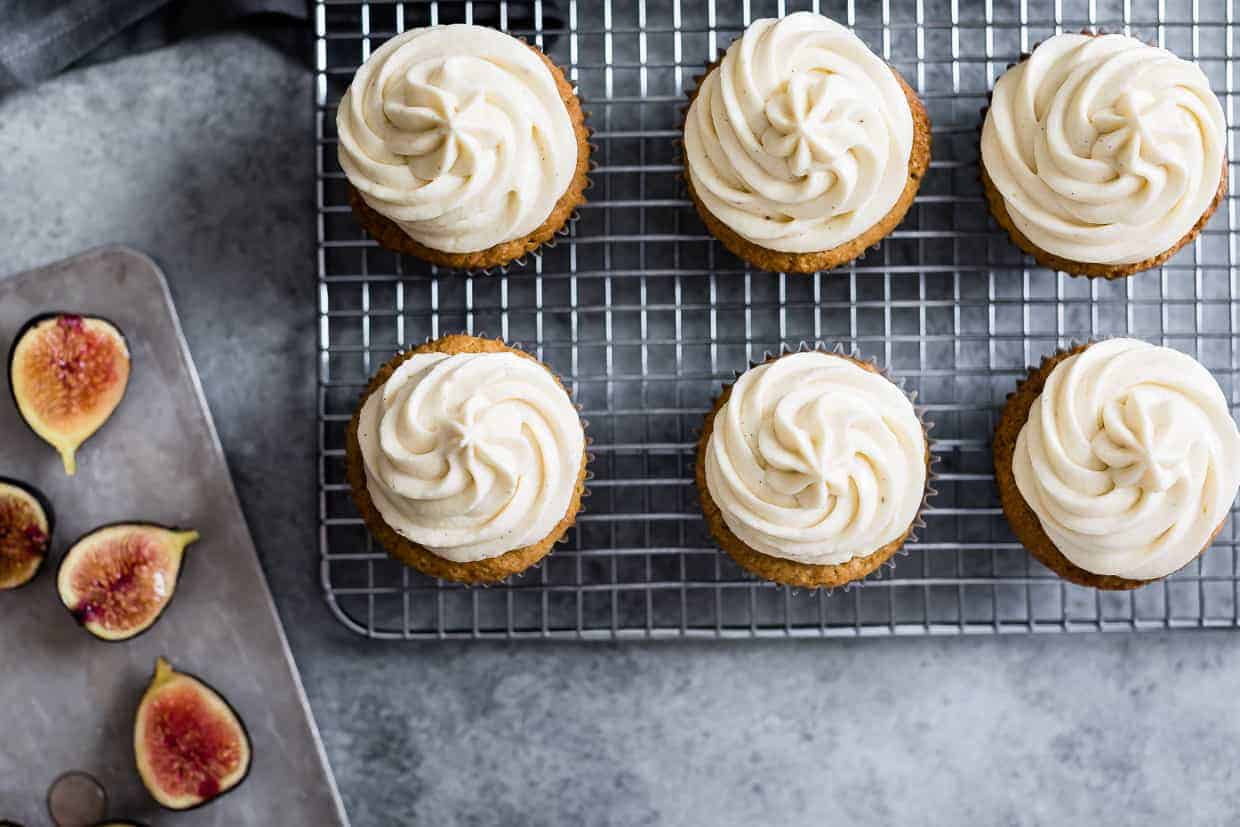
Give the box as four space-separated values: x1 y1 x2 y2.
1012 339 1240 580
981 33 1226 266
337 24 579 254
355 348 585 562
703 351 927 565
684 12 917 253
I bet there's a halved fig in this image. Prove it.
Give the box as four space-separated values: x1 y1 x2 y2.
0 476 53 590
135 657 252 810
9 313 131 475
57 523 199 641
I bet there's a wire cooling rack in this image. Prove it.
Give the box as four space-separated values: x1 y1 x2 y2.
316 0 1240 639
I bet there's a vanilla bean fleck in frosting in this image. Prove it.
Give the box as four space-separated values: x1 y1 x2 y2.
684 12 916 253
356 351 585 562
981 33 1226 265
337 25 578 253
1013 339 1240 580
705 352 927 565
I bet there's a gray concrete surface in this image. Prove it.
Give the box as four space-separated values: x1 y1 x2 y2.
2 32 1239 827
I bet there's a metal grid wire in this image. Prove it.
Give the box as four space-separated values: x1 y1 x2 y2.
316 0 1240 639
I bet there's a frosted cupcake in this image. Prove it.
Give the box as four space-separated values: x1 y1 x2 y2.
683 12 932 274
336 25 590 271
346 335 587 583
696 350 930 588
981 32 1228 278
994 339 1240 589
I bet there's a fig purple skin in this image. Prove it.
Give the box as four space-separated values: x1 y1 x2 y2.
134 657 252 811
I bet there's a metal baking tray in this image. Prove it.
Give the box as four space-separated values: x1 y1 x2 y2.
0 248 348 824
316 0 1240 639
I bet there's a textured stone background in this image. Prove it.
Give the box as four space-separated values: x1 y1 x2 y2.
2 33 1239 827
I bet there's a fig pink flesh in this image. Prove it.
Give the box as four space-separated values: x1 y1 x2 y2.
17 315 124 432
143 682 244 802
68 532 169 631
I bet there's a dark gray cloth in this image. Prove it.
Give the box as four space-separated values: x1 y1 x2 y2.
0 0 308 92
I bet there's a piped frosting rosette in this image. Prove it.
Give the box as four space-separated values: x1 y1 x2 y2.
1013 339 1240 580
356 349 586 563
337 25 580 255
704 350 928 566
683 12 916 253
981 33 1226 266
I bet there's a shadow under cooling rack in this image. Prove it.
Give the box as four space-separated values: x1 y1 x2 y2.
315 0 1240 640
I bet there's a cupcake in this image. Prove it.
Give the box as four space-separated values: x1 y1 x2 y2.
994 339 1240 590
981 32 1228 279
695 349 930 588
336 25 590 271
683 12 931 274
345 334 588 584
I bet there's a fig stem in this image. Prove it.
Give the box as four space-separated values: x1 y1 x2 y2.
151 656 176 690
174 530 202 549
60 447 77 476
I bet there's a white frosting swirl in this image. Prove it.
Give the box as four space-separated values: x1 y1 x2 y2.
684 12 915 253
357 350 585 562
1013 339 1240 580
704 352 927 564
337 25 578 253
981 33 1226 265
